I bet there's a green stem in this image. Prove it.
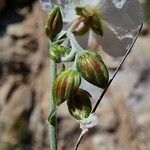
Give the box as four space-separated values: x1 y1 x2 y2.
49 60 57 150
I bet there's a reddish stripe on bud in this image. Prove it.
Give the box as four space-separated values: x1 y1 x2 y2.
52 69 81 106
76 51 109 88
45 6 63 41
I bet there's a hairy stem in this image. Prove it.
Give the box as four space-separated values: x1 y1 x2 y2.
49 60 57 150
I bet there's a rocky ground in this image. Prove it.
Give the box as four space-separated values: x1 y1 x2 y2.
0 1 150 150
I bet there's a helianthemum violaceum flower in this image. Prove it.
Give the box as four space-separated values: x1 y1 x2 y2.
40 1 143 148
40 0 142 57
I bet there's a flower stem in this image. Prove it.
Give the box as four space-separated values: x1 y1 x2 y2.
49 60 57 150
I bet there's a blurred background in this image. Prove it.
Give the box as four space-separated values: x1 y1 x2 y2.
0 0 150 150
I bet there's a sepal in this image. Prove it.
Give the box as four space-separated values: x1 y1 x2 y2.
91 13 103 36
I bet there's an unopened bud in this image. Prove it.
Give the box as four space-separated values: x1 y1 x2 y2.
76 51 109 88
49 44 71 63
67 89 92 120
53 69 81 106
70 17 90 36
91 13 103 36
45 6 63 40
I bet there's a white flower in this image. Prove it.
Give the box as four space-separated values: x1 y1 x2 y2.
40 0 142 57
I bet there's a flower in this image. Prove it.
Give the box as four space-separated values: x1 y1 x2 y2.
40 0 142 57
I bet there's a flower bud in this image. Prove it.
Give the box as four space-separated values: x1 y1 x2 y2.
49 44 71 63
45 6 63 40
67 89 92 120
53 69 81 106
70 17 90 36
91 13 103 36
76 51 109 88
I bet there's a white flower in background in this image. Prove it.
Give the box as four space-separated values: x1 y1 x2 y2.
40 0 142 57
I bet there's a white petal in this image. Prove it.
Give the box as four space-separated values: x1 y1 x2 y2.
61 4 76 23
100 0 142 30
67 32 84 51
76 30 91 50
91 21 134 57
40 0 77 23
111 0 127 9
77 0 101 6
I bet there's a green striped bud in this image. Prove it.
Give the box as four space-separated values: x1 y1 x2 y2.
49 44 71 63
76 51 109 88
52 69 81 106
67 89 92 120
91 13 103 36
75 7 103 37
45 6 63 40
70 17 90 36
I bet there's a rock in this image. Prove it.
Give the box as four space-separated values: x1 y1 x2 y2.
7 24 33 39
96 97 119 132
29 105 49 150
0 85 32 128
0 76 21 109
